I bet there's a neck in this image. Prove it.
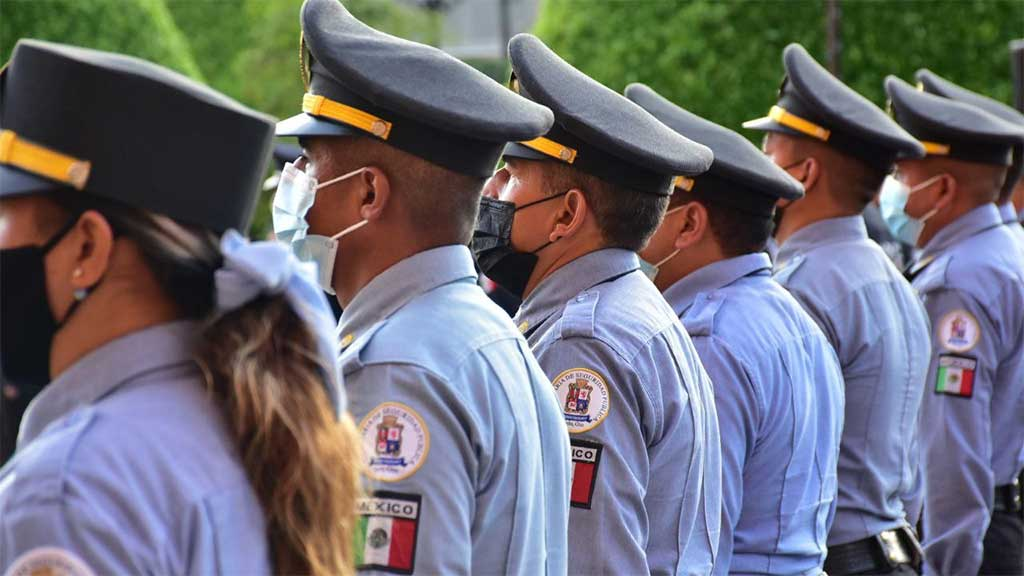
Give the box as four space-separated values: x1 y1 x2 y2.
523 240 603 299
50 278 181 379
774 200 855 246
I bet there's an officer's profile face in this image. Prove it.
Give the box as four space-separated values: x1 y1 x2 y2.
501 157 568 253
0 196 53 249
299 137 366 237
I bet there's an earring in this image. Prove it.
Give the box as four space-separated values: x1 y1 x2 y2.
73 288 89 301
72 268 84 278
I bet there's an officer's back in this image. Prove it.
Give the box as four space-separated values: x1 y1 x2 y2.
629 83 844 575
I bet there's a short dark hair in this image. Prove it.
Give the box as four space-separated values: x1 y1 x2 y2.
540 161 669 251
321 136 485 245
671 188 773 257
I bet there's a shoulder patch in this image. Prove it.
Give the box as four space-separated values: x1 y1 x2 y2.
937 309 981 352
569 439 603 509
359 402 430 482
772 254 806 285
5 547 96 576
935 354 977 398
552 368 610 433
355 491 421 574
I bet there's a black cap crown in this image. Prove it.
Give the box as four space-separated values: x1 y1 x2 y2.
743 43 924 171
502 34 712 197
626 83 802 218
0 39 275 233
276 0 553 178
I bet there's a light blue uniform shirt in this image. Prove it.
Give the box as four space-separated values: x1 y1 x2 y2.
514 248 721 576
774 216 931 545
908 204 1024 576
0 321 269 575
999 201 1024 251
339 245 571 576
666 253 844 576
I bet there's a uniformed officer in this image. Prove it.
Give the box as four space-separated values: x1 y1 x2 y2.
915 68 1024 253
626 83 845 575
0 40 362 575
472 34 722 575
273 1 571 574
886 76 1024 576
743 44 932 574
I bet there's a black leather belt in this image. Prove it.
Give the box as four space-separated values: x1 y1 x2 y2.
824 526 922 575
993 477 1022 514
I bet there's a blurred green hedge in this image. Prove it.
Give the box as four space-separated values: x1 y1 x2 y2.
534 0 1023 141
1 0 202 78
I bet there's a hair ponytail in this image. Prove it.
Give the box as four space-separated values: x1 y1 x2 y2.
49 191 363 575
197 295 362 575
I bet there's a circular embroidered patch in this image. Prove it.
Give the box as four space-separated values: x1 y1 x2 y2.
552 368 611 433
359 402 430 482
938 310 981 352
6 547 96 576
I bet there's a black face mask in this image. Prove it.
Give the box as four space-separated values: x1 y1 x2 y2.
0 218 81 389
471 193 566 299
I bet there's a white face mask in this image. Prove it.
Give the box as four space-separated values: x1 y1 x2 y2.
640 205 686 281
272 162 369 294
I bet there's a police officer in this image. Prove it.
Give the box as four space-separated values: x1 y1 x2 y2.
473 34 722 574
273 1 571 574
0 40 361 575
743 44 932 574
886 76 1024 576
626 83 845 575
915 68 1024 253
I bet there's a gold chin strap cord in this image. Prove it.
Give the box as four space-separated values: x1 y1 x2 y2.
768 105 831 142
302 93 392 140
518 136 577 164
919 140 951 156
0 130 91 190
673 175 695 192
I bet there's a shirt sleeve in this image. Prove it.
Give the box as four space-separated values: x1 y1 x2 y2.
919 289 995 576
2 481 151 575
691 335 759 574
535 336 654 575
347 363 479 576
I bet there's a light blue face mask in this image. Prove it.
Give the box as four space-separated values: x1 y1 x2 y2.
879 174 941 247
272 162 369 295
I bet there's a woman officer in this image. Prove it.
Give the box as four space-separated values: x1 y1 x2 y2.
0 40 362 575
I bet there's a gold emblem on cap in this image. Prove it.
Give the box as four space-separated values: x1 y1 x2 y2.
673 175 695 191
919 140 951 156
370 120 388 137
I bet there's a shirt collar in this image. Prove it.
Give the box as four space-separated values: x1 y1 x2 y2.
19 320 200 447
514 248 639 332
777 215 868 265
999 201 1018 225
662 252 772 317
339 245 477 342
919 203 1004 262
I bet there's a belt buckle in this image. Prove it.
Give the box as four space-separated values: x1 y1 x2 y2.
878 530 910 566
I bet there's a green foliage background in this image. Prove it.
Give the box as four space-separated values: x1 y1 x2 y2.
2 0 1022 234
534 0 1023 142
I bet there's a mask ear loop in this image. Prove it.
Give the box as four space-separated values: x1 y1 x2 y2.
652 204 687 268
329 219 369 241
315 167 368 191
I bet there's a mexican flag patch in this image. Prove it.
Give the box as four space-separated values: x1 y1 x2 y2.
355 492 420 574
570 439 603 509
935 354 976 398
